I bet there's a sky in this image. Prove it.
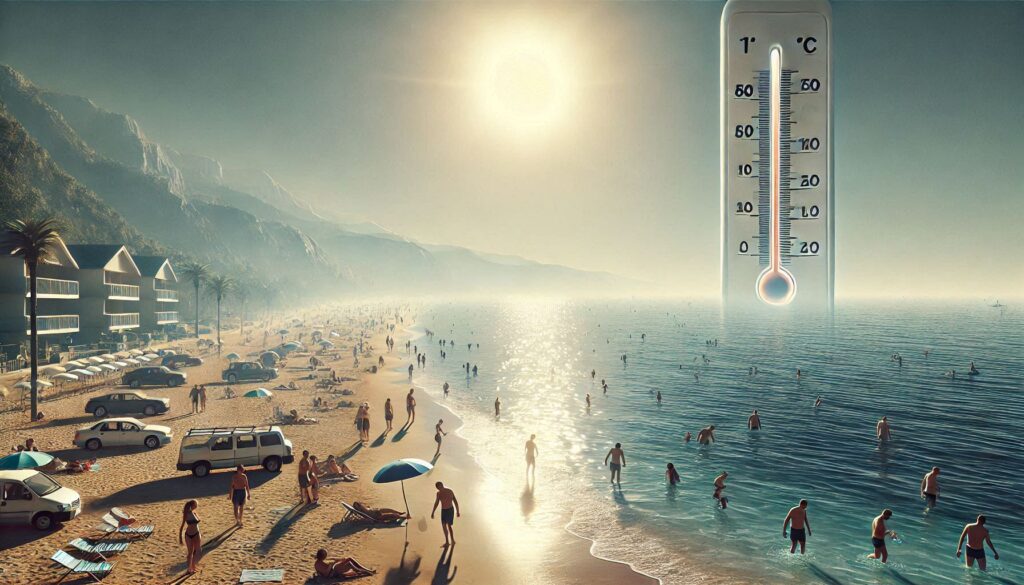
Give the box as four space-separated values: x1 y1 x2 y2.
0 1 1021 299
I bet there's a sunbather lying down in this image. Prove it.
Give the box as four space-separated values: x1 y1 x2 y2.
315 548 374 579
318 455 356 479
353 502 408 522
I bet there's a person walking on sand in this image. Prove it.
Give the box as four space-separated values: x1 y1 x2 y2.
431 481 461 546
229 465 251 526
697 425 716 445
921 467 940 508
713 472 728 508
526 434 538 476
309 455 321 504
357 402 371 443
298 450 313 505
384 398 394 433
406 389 416 425
178 499 202 575
494 396 501 418
876 416 893 442
867 509 897 563
748 410 761 430
604 443 626 484
956 515 999 571
199 385 207 413
783 500 812 554
434 419 447 458
189 385 200 414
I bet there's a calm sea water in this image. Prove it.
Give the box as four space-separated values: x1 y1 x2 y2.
409 300 1023 585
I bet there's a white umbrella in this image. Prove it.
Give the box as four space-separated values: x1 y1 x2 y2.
113 361 129 368
86 366 103 373
101 364 119 371
15 380 52 389
129 349 144 356
88 356 105 364
52 373 78 381
100 353 117 360
115 351 130 359
71 369 94 377
143 353 159 360
40 365 66 375
65 360 86 368
125 359 141 365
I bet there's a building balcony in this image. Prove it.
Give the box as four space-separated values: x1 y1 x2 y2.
107 283 140 300
156 311 179 324
154 288 179 302
26 314 80 335
26 277 79 299
107 312 140 330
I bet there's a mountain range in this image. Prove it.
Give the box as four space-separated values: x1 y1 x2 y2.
0 64 641 298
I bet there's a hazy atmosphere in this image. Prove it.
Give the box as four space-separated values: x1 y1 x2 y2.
1 0 1020 298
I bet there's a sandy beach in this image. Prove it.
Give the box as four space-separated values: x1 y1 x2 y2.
0 309 656 585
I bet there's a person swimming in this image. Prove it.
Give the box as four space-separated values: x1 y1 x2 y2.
748 410 761 430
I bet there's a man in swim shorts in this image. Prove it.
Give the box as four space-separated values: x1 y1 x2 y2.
604 443 626 484
956 514 999 571
920 467 940 508
868 509 895 563
431 481 461 546
783 499 812 553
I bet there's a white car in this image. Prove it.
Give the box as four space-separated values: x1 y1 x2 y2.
0 470 81 530
176 426 294 477
74 417 173 450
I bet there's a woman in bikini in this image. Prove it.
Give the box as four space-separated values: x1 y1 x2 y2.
314 548 374 579
178 499 202 574
229 465 250 526
308 455 321 504
434 419 447 458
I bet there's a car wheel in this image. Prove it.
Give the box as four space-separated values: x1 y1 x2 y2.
130 380 141 389
144 405 157 416
32 512 54 531
144 435 160 449
263 374 272 382
93 406 107 418
86 438 102 451
192 462 211 477
166 379 175 388
263 456 282 473
228 373 238 384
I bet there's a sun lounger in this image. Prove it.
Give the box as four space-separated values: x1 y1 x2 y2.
95 513 154 537
340 502 405 525
67 538 129 560
51 550 114 584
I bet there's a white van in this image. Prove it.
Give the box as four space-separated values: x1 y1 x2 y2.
0 470 82 530
176 426 295 477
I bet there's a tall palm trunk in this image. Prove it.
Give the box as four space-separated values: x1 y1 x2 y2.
216 294 222 354
194 281 201 338
28 260 39 421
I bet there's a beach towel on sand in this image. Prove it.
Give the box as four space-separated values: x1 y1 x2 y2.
239 568 284 583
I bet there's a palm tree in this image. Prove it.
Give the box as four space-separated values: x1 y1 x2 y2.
206 275 235 354
2 217 63 422
179 262 210 339
235 287 249 339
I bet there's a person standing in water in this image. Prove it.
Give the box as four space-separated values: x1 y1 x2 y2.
443 381 450 398
697 425 716 445
406 389 416 425
868 509 897 563
683 432 692 443
876 416 893 442
748 410 761 430
656 390 662 404
713 472 728 508
604 443 626 484
525 434 538 476
814 396 823 408
956 515 999 571
920 467 940 508
783 500 812 554
666 463 680 486
431 482 461 546
585 393 592 409
494 396 501 418
229 465 251 526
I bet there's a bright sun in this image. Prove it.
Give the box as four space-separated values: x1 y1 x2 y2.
477 27 572 139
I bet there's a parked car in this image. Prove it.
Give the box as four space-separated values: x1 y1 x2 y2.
85 391 170 418
161 353 203 368
74 417 173 450
221 362 278 384
176 426 294 477
0 470 81 530
122 366 186 388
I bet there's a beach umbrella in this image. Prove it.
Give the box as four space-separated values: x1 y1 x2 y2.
115 352 130 359
243 388 273 398
113 361 129 368
277 328 289 334
101 364 119 371
225 352 240 361
86 366 104 373
71 369 94 377
0 451 54 470
53 373 79 382
40 365 66 376
129 349 144 356
136 356 151 362
64 360 86 368
100 353 117 360
15 380 52 390
125 359 141 365
372 458 434 517
143 353 159 360
88 356 105 364
317 340 334 348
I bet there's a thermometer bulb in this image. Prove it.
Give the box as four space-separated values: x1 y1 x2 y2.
756 265 796 305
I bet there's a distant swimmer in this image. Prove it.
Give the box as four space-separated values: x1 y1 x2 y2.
748 410 761 430
876 416 893 442
956 515 999 571
407 364 414 379
525 434 538 475
656 391 662 404
604 443 626 484
969 361 980 375
666 463 680 486
814 396 823 408
921 467 940 508
585 393 592 409
867 509 897 563
697 425 716 445
683 432 692 444
591 369 596 379
713 472 728 508
694 373 700 383
494 396 501 418
796 368 802 380
924 349 930 359
443 381 450 398
783 500 812 554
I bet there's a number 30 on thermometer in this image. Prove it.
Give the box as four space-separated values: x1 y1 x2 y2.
721 0 834 311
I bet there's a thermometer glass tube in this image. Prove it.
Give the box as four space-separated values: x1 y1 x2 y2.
721 0 833 311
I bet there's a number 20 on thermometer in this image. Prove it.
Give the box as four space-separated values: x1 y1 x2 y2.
721 0 834 311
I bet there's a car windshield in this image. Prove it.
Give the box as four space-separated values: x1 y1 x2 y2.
24 472 61 496
182 436 209 449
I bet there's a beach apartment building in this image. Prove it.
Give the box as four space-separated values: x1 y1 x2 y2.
134 256 180 332
0 236 81 350
65 245 142 342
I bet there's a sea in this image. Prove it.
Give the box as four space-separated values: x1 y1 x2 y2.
407 300 1023 585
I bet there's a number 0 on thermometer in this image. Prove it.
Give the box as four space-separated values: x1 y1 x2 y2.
721 0 834 310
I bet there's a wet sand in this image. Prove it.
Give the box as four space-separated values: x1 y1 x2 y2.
0 312 657 585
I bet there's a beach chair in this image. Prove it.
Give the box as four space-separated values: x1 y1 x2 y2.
51 549 114 583
95 513 154 538
340 502 406 525
67 538 129 560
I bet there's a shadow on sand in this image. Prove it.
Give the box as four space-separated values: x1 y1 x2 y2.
254 502 313 555
165 525 240 575
86 470 275 512
381 545 422 585
391 425 411 443
370 432 389 448
431 545 457 585
0 522 67 550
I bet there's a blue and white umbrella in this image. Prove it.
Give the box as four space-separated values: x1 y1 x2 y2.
372 458 433 517
0 451 54 470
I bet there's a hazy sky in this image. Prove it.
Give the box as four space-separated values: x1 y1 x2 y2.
1 1 1021 299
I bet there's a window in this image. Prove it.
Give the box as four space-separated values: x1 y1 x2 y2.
100 422 119 432
109 395 121 401
23 473 59 497
124 394 138 401
236 435 257 449
211 437 233 451
259 433 282 447
123 423 140 431
1 482 29 501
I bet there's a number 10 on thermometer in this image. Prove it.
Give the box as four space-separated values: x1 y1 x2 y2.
721 0 834 311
